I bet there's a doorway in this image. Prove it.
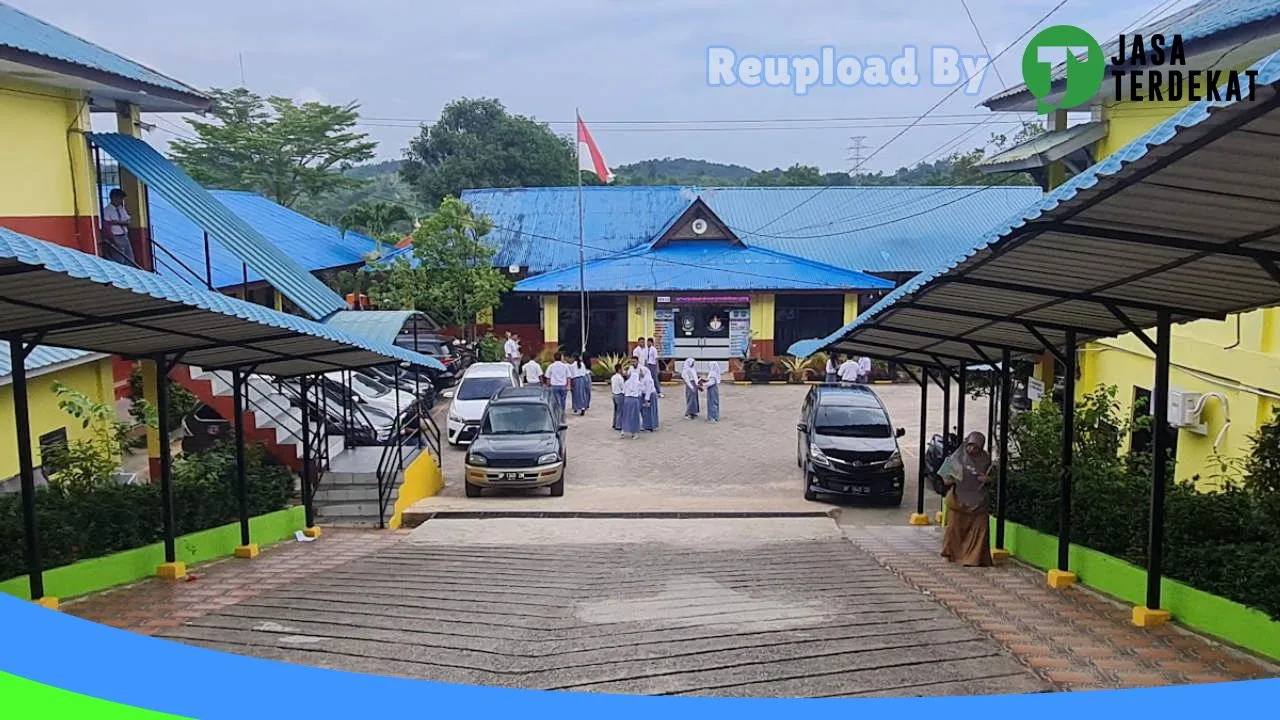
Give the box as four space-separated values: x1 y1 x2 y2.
558 294 627 356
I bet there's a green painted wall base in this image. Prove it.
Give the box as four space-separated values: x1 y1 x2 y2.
993 518 1280 661
0 507 306 602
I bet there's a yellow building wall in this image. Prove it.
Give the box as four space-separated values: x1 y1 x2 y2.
542 296 558 345
0 80 97 220
749 293 775 342
627 295 655 340
843 294 859 324
0 358 116 480
1075 91 1280 487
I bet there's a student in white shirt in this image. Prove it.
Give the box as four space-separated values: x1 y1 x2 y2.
620 363 643 439
632 336 647 370
101 188 134 266
639 365 659 431
522 356 543 386
837 356 859 383
705 361 722 422
545 353 571 411
503 333 520 374
610 364 626 431
645 338 662 398
857 355 872 383
825 356 837 383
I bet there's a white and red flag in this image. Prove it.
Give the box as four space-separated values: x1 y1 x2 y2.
576 113 614 183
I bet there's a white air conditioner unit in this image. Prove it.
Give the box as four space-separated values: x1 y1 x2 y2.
1162 389 1207 434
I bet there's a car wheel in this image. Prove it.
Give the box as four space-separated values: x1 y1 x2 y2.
464 482 481 498
549 479 565 497
803 466 818 502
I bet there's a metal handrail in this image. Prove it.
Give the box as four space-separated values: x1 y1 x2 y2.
374 406 427 528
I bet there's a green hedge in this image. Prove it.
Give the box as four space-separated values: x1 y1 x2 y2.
0 443 293 583
1003 387 1280 619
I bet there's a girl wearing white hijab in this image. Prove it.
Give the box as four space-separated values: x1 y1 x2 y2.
639 365 659 431
705 361 722 422
682 357 701 419
620 364 643 438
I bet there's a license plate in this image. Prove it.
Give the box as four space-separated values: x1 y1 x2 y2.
502 472 521 480
847 485 869 495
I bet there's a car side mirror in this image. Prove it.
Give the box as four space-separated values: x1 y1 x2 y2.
896 427 906 437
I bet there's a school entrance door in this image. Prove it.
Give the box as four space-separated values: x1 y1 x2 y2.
558 294 627 356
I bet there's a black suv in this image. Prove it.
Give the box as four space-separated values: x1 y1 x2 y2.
796 384 907 505
463 395 568 498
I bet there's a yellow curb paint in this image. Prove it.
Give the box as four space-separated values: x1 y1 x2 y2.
32 596 59 611
302 527 322 539
155 562 186 580
991 548 1012 564
1047 569 1078 589
1132 606 1172 628
233 544 260 559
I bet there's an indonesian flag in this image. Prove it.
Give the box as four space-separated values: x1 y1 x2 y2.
577 114 614 183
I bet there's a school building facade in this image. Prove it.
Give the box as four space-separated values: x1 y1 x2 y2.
450 185 1043 371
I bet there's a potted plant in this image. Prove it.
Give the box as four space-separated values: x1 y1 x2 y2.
776 355 809 384
729 358 745 382
744 358 773 384
659 358 675 384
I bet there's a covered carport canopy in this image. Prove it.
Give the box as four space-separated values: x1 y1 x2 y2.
790 53 1280 369
0 226 441 608
0 227 443 376
788 50 1280 626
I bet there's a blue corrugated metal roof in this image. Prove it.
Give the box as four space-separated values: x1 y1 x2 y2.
0 2 203 99
322 310 420 346
790 47 1280 359
514 243 895 293
984 0 1280 108
141 190 378 289
0 226 444 372
0 343 95 381
382 185 1042 276
90 133 348 320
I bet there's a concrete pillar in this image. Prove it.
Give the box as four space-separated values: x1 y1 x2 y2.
114 102 151 270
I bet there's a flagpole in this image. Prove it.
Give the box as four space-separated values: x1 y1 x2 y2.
576 108 587 356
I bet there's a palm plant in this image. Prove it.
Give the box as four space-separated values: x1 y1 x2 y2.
776 355 811 383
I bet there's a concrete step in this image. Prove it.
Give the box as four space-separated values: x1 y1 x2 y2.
314 483 400 505
314 500 388 524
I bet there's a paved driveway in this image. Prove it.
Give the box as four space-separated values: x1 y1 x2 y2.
158 517 1046 697
416 382 993 524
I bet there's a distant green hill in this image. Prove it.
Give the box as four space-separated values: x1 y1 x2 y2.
613 157 758 186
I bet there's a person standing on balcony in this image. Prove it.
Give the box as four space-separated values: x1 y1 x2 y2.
101 188 134 266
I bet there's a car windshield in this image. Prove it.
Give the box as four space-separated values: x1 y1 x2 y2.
483 404 554 434
457 376 512 401
398 336 452 356
350 374 391 398
814 405 892 438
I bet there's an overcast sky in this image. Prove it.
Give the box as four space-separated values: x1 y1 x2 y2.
25 0 1188 173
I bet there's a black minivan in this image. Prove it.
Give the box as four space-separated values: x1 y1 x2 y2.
796 384 907 505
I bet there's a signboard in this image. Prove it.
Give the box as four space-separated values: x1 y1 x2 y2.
656 296 672 304
728 308 751 357
1027 377 1044 402
654 309 675 357
672 296 750 305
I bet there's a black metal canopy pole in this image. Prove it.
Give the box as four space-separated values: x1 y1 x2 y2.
994 348 1012 555
957 366 967 444
1137 310 1173 627
231 370 256 558
941 368 952 447
9 337 53 607
154 356 184 579
911 366 931 525
300 375 317 534
1050 330 1077 588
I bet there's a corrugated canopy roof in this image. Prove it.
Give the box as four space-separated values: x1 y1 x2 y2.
513 242 895 293
0 343 98 384
89 133 348 320
977 122 1108 175
790 50 1280 368
0 227 443 377
382 185 1042 276
142 189 378 289
0 2 206 111
322 310 434 347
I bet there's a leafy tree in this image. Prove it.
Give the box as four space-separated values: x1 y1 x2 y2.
369 197 512 335
749 164 826 186
401 98 576 206
169 87 378 208
338 201 414 246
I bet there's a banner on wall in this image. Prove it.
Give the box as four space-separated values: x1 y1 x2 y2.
729 308 750 357
654 309 675 357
